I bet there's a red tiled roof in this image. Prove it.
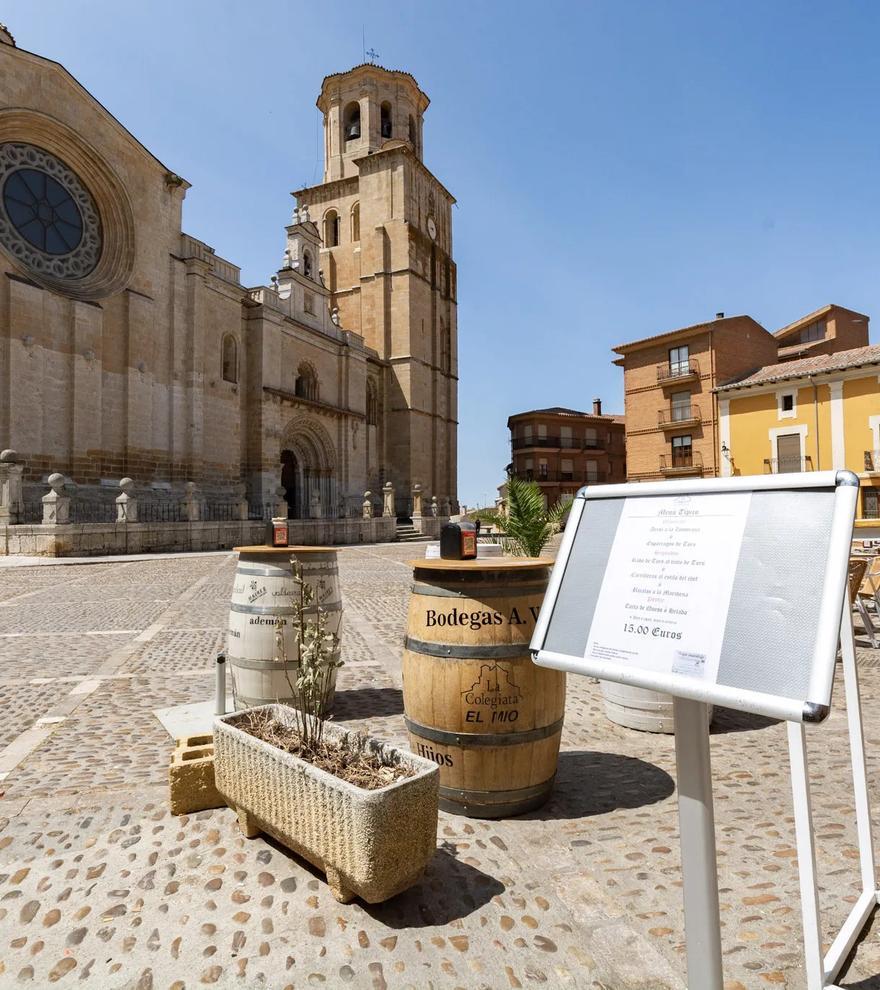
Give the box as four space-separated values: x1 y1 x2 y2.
508 407 624 422
612 315 760 353
716 344 880 391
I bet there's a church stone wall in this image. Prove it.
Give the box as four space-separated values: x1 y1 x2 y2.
1 39 456 545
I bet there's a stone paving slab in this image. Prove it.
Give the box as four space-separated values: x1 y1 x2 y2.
0 632 134 684
0 547 878 988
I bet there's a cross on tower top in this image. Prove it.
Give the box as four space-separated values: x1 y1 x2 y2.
365 47 380 64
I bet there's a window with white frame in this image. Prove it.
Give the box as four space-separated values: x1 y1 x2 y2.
778 391 796 419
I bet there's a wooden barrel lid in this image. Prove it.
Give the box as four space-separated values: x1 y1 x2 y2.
409 557 552 571
234 545 338 555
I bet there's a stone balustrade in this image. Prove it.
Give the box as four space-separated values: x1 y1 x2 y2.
0 464 398 556
0 449 24 524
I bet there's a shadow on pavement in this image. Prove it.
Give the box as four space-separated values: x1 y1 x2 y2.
520 749 675 821
710 706 780 735
364 841 505 928
332 687 404 720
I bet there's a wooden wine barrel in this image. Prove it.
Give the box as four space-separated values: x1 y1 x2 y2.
229 546 342 710
402 558 565 818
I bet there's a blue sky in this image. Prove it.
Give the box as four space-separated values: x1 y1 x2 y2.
6 1 879 507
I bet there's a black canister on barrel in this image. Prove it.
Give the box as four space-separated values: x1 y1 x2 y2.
440 520 477 560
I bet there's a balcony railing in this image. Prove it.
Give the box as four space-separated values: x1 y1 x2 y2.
657 359 700 383
764 456 814 474
511 436 606 451
658 405 702 429
864 450 880 472
513 470 610 484
659 451 703 475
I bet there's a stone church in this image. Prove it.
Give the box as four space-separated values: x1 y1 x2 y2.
0 24 458 523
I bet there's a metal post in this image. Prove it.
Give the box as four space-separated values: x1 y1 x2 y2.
788 719 825 990
215 652 226 716
672 696 724 990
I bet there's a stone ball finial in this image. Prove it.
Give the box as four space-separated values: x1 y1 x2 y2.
0 449 19 463
119 477 135 495
47 473 66 492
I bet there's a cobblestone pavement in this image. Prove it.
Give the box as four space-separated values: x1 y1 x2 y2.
1 545 880 989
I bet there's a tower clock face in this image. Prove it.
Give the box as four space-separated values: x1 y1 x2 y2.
427 216 436 240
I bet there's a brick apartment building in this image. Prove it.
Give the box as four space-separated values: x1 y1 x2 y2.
613 304 870 481
507 401 626 504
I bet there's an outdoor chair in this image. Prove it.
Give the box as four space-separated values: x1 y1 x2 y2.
850 557 878 650
858 555 880 614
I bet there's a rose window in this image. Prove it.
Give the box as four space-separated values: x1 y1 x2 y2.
0 143 101 279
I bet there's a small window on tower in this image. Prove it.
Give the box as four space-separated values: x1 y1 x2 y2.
324 210 339 248
303 250 313 278
221 335 238 384
380 102 392 139
782 394 794 412
408 115 417 147
344 102 361 141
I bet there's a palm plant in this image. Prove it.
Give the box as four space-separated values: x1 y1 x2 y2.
496 475 567 557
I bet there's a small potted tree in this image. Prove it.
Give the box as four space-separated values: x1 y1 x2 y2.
214 561 439 903
496 474 567 556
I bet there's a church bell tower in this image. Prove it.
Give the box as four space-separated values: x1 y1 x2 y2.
293 63 458 514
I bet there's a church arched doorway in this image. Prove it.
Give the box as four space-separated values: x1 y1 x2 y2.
280 449 300 518
279 417 338 519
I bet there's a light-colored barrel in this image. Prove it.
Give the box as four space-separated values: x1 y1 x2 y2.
402 558 565 818
601 681 713 734
228 546 342 710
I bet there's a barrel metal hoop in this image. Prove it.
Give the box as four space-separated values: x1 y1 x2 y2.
410 582 549 599
236 564 336 577
234 695 294 708
405 715 564 748
403 636 530 659
229 654 339 671
230 601 342 616
235 564 295 577
438 777 556 817
439 776 555 802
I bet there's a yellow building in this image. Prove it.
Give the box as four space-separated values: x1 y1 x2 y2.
716 343 880 531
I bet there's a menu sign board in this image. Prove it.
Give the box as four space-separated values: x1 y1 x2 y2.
530 473 859 723
583 492 750 684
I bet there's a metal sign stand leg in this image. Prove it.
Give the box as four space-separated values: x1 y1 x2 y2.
673 696 724 990
788 589 880 990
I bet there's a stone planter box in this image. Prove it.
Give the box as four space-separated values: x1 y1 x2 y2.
213 705 439 903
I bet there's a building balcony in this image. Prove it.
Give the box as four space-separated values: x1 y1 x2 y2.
657 358 700 384
658 406 702 430
513 470 610 484
511 437 606 452
864 450 880 472
764 456 814 474
659 451 703 475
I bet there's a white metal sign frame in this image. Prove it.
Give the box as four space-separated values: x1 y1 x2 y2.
529 470 875 990
532 471 858 723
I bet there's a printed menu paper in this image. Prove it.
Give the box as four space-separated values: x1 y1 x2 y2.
583 492 751 683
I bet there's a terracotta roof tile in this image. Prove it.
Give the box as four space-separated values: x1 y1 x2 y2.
508 406 624 421
716 343 880 391
612 315 761 353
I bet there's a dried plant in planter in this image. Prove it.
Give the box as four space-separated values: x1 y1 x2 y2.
278 559 342 750
240 560 411 789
